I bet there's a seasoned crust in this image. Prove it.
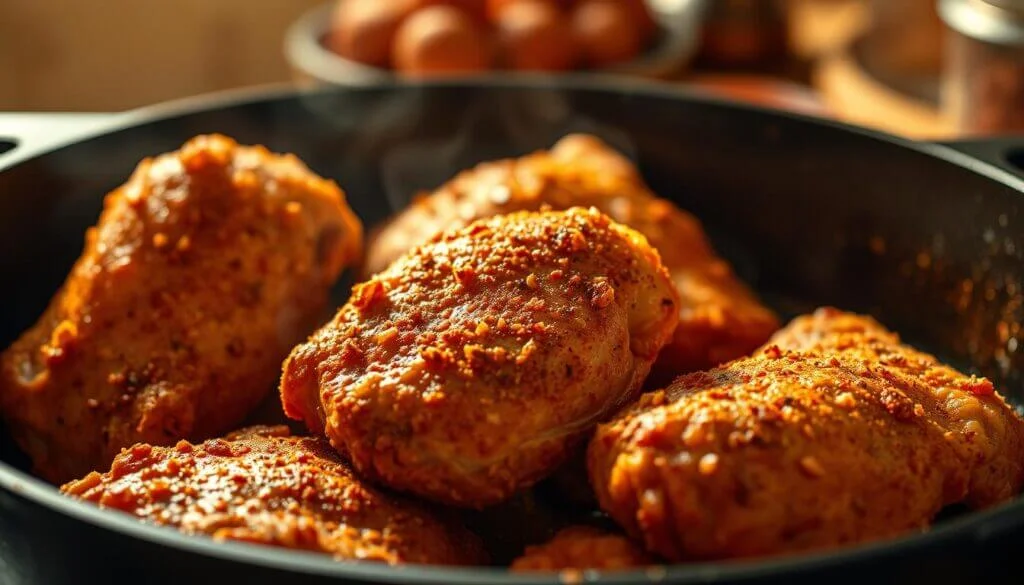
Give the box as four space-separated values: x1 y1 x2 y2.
282 208 679 508
589 309 1024 561
510 526 654 572
768 307 1024 508
0 134 362 483
62 432 486 566
364 134 778 378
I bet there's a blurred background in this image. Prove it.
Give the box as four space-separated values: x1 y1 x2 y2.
0 0 1021 139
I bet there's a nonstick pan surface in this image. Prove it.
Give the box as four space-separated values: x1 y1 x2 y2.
2 80 1024 585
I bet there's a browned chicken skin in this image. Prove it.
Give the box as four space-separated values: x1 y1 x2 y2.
589 308 1024 561
0 135 362 483
363 134 779 378
768 308 1024 508
61 430 486 565
281 208 679 508
510 526 654 572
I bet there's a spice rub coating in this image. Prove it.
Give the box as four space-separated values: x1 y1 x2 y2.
589 308 1024 561
364 134 778 376
1 134 363 483
768 307 1024 508
510 526 654 572
282 208 679 508
62 431 485 565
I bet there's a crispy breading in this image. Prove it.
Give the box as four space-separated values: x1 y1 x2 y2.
62 432 485 565
364 134 778 377
282 208 678 508
589 308 1024 560
511 526 653 572
0 135 362 483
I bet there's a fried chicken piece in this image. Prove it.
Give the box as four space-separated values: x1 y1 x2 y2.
510 526 654 572
589 309 1024 561
281 208 678 508
767 307 1024 508
364 134 778 378
61 432 485 565
0 135 362 483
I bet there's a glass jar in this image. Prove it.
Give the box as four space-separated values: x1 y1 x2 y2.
939 0 1024 134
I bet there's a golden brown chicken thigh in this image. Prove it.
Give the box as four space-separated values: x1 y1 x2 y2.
589 309 1024 561
767 307 1024 507
364 134 778 378
62 431 485 565
510 526 654 572
281 208 679 508
0 135 362 483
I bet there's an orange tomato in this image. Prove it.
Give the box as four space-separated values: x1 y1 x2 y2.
416 0 489 21
487 0 570 21
493 0 578 71
328 0 420 67
393 5 494 76
570 0 643 67
621 0 657 43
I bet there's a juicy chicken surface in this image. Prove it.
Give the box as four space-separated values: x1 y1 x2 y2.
510 526 654 572
62 428 485 565
768 308 1024 508
281 208 679 508
364 134 778 378
0 135 362 483
589 308 1024 561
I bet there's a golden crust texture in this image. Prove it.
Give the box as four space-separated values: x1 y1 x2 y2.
767 307 1024 508
589 308 1024 561
281 208 679 508
61 432 485 565
364 134 778 377
510 526 654 572
0 134 363 483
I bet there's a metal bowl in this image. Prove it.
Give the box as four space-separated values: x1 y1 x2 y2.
283 0 705 86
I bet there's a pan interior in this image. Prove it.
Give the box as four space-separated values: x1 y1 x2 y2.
0 83 1022 576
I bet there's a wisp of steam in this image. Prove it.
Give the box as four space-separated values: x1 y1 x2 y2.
373 87 641 214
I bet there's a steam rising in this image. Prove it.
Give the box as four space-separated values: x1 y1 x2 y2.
373 88 640 214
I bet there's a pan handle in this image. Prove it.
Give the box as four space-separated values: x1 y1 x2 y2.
0 113 125 165
937 137 1024 181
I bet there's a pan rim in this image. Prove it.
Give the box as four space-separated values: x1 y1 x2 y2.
1 78 1023 583
3 449 1021 583
2 77 1022 192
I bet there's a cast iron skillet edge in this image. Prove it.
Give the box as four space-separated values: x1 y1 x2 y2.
1 79 1023 184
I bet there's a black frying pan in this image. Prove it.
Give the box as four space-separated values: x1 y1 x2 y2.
2 80 1024 585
